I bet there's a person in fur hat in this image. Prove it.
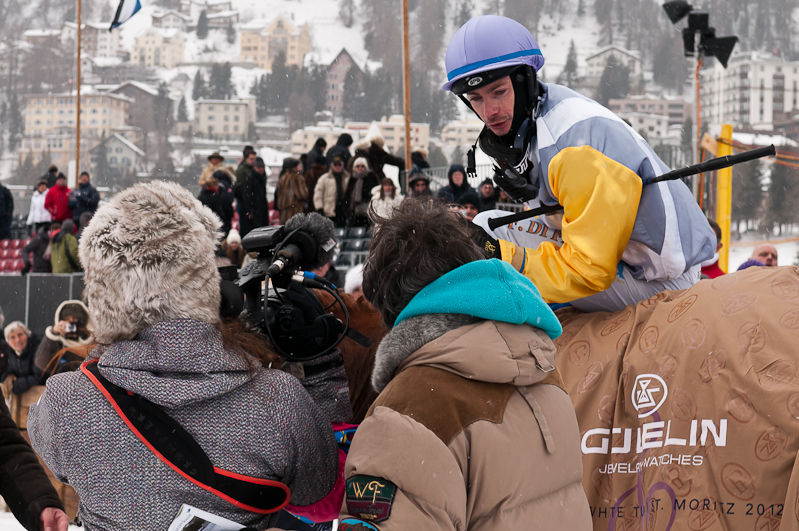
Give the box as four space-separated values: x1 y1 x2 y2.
411 145 430 170
350 134 406 182
200 152 236 191
346 157 380 227
198 171 235 238
33 300 93 380
28 181 342 531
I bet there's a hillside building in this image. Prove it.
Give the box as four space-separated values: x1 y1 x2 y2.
62 21 120 58
133 28 185 69
22 29 62 48
585 45 642 87
325 49 362 114
700 51 799 130
194 97 256 139
617 112 671 140
345 115 430 155
441 119 484 149
608 96 691 127
108 81 161 132
90 133 147 173
23 89 130 139
152 10 192 31
179 0 232 21
239 15 311 70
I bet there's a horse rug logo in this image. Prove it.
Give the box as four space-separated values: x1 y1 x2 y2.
632 373 668 418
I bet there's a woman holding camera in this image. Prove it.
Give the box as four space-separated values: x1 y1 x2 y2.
28 181 342 531
33 300 94 379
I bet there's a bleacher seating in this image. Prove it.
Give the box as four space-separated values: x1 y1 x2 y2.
0 239 29 273
333 226 373 273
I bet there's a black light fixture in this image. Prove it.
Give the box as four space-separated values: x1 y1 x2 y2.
663 2 737 68
662 0 693 24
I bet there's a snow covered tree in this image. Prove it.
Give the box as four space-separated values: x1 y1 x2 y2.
577 0 585 17
454 0 473 26
209 63 235 100
764 159 799 234
226 22 236 45
596 55 629 107
250 75 269 118
197 10 208 39
266 51 294 113
192 70 207 101
557 40 579 88
177 96 189 122
339 0 355 28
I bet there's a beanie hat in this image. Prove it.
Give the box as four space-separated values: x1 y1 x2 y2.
79 181 222 344
352 157 370 170
457 191 480 208
226 228 242 246
737 259 765 271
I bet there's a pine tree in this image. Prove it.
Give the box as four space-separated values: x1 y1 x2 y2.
731 160 764 234
450 145 464 166
428 144 448 167
177 96 189 122
226 22 236 44
454 0 474 26
250 75 269 118
7 91 22 152
197 10 209 39
596 55 630 107
577 0 585 17
247 121 258 142
192 70 207 101
765 159 799 234
93 136 113 187
342 64 363 120
209 63 235 100
558 40 579 88
266 51 294 113
339 0 355 27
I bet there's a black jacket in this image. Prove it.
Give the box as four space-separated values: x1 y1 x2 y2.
411 151 430 170
44 171 66 189
326 134 354 169
307 146 327 170
0 395 65 531
234 166 269 237
21 231 51 273
198 187 235 236
69 182 100 223
0 185 13 219
3 334 42 395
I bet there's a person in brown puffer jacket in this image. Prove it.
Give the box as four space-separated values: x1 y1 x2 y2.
338 198 591 531
276 157 309 224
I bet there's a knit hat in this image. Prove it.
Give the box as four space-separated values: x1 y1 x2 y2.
352 157 370 170
253 157 266 168
226 228 242 246
737 259 765 271
79 181 222 344
480 178 494 188
457 191 480 208
408 167 430 185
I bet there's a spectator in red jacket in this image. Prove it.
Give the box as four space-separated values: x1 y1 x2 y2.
44 175 73 223
700 219 725 279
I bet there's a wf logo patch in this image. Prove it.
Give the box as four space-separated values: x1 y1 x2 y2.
346 475 397 523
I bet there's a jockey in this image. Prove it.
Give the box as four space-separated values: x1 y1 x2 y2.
443 15 716 312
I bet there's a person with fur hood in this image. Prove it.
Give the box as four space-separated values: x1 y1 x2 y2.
275 157 309 224
200 152 236 191
28 181 343 531
436 163 475 203
350 134 405 182
369 178 404 220
337 198 591 530
34 300 94 380
411 145 430 170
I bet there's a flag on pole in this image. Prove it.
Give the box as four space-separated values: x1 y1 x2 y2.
109 0 142 31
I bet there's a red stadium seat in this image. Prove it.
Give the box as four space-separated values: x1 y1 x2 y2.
10 259 24 271
9 249 21 259
0 250 9 259
13 239 29 249
0 259 11 271
0 240 9 250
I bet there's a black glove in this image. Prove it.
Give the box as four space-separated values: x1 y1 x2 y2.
471 224 501 260
493 161 539 203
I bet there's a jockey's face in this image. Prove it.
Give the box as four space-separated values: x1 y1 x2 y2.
466 76 515 136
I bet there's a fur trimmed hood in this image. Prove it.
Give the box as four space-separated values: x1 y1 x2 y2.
78 181 222 344
372 313 558 393
44 300 94 348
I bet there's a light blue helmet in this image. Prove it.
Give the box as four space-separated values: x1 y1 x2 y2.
443 15 545 94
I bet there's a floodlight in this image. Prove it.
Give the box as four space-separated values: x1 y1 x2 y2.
702 36 738 68
687 12 709 31
682 28 696 57
662 1 693 24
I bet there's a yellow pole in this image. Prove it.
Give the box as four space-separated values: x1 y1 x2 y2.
716 124 733 273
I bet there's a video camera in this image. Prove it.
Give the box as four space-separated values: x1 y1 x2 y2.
235 214 369 362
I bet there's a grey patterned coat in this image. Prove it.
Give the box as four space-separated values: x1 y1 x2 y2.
28 319 339 531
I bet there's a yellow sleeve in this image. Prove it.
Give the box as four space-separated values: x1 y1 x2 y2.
498 145 642 303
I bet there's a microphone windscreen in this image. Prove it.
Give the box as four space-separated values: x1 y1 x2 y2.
284 212 337 271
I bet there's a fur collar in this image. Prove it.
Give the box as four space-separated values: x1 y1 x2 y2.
372 313 479 393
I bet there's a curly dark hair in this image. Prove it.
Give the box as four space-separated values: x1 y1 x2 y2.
363 197 486 328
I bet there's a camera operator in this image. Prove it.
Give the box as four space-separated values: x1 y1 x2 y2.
28 182 343 531
34 300 94 380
